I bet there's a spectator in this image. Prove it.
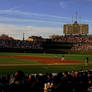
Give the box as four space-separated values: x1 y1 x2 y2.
0 70 92 92
85 56 89 66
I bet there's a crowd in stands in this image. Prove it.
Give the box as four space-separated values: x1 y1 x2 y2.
72 43 92 50
52 35 92 50
52 35 90 43
1 70 92 92
0 35 92 50
0 39 43 49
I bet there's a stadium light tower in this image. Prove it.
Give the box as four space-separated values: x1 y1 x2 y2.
75 11 78 21
23 32 25 41
79 17 81 23
72 16 73 23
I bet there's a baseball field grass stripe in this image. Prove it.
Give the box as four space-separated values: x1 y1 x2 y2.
0 52 92 74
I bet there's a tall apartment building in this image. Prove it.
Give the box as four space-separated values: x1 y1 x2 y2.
64 21 88 35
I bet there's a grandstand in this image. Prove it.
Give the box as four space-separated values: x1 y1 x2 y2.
0 70 92 92
0 34 92 52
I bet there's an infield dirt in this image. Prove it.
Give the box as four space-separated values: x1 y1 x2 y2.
0 55 84 66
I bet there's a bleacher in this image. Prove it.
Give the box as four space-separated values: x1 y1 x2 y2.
0 70 92 92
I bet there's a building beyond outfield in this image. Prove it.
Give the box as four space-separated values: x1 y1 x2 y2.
64 21 88 35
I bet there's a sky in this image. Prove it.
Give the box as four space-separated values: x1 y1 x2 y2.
0 0 92 39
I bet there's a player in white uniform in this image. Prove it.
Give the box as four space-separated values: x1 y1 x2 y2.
61 55 64 61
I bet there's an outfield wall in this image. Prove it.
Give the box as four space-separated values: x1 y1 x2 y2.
0 41 73 54
0 48 70 54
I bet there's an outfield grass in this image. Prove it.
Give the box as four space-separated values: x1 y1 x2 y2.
0 52 55 57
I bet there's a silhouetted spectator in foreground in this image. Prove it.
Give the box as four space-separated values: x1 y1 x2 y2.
85 56 88 66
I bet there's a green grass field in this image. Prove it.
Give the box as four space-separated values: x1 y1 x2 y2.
0 57 40 64
0 52 92 74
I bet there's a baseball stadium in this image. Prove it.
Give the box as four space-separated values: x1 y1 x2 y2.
0 20 91 74
0 18 92 92
2 0 92 90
